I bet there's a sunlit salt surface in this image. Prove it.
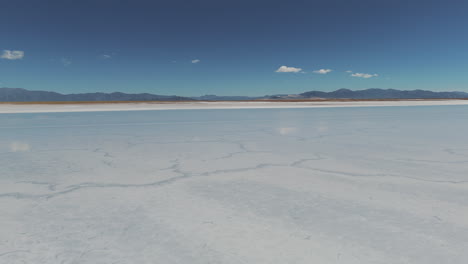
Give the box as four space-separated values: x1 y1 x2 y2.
1 106 468 263
2 100 468 113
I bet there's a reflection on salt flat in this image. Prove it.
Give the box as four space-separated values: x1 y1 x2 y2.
9 141 30 152
1 106 468 263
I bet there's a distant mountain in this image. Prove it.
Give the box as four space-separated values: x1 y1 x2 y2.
0 88 193 102
191 95 258 101
297 88 468 99
1 87 467 102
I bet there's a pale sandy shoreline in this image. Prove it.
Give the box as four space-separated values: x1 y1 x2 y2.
1 100 468 113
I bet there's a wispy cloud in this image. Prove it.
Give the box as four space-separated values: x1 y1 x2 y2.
61 58 72 66
100 54 112 59
275 65 303 73
313 69 332 74
191 59 200 64
345 70 353 73
351 72 378 78
1 50 24 60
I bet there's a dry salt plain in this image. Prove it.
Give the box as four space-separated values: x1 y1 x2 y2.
1 102 468 263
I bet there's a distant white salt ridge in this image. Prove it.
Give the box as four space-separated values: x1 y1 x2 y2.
1 100 468 113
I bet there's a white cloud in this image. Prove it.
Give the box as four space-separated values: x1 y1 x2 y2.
275 65 303 73
313 69 332 74
1 50 24 60
10 141 30 152
345 70 353 73
101 54 112 59
192 59 200 64
61 58 72 66
351 72 378 78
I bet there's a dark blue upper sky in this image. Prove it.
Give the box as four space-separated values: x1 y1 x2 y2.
1 0 468 96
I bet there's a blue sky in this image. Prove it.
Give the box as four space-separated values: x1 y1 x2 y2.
1 0 468 96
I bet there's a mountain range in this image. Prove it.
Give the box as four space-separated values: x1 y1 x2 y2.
1 87 468 102
0 88 191 102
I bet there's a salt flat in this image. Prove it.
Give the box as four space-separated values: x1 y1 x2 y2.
1 106 468 263
1 99 468 113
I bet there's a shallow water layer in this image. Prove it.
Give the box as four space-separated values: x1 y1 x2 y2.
1 106 468 263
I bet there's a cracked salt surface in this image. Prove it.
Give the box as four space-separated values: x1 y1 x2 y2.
1 106 468 263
